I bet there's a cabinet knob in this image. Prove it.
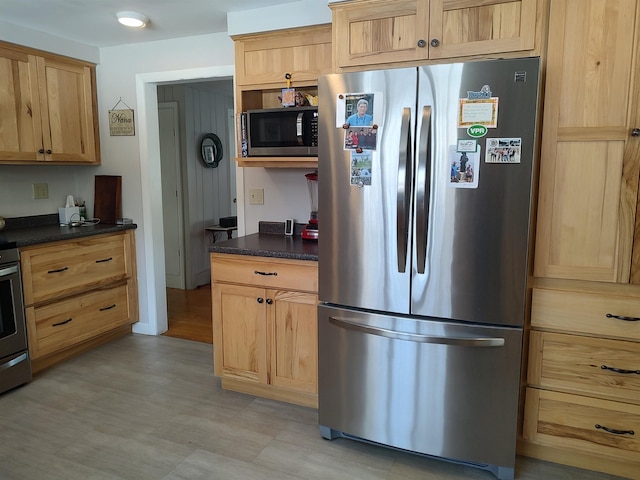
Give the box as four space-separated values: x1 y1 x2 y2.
417 39 426 48
39 148 44 154
430 38 440 47
266 298 273 305
257 297 264 304
632 128 640 137
46 149 52 154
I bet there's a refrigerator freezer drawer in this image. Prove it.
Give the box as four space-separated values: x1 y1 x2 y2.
318 304 523 474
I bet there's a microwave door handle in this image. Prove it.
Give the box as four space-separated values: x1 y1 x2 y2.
415 106 431 274
296 112 304 145
397 107 412 273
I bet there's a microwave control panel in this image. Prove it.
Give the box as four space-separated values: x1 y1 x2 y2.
311 111 318 147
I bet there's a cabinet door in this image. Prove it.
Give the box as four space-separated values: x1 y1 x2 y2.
37 56 98 163
332 0 429 68
534 0 640 283
234 25 332 87
0 46 45 161
428 0 537 59
269 290 318 394
212 283 268 384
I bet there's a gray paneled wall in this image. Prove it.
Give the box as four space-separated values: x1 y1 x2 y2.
158 80 234 289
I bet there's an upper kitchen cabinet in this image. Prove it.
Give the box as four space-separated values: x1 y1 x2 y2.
534 0 640 284
0 41 100 165
331 0 544 70
232 24 331 168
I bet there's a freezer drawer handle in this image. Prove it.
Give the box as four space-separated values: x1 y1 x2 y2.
329 317 505 347
595 424 634 436
255 270 277 276
601 365 640 375
605 313 640 321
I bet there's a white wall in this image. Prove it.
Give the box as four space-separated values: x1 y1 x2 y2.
0 1 332 336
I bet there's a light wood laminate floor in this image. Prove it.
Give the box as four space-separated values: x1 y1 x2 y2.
0 335 626 480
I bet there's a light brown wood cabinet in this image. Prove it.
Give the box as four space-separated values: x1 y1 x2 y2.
521 3 640 477
331 0 543 70
20 231 138 372
211 253 318 408
522 288 640 478
0 41 99 165
534 0 640 284
232 24 332 168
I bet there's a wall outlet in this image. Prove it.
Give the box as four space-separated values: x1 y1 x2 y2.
249 188 264 205
33 183 49 199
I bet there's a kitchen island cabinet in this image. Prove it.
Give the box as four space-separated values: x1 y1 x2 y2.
19 230 138 373
330 0 546 70
211 251 318 408
0 41 99 165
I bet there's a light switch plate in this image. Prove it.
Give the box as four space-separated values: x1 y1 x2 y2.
249 188 264 205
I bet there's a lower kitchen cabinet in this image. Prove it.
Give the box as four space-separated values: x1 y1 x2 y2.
20 230 138 372
211 253 318 408
521 287 640 479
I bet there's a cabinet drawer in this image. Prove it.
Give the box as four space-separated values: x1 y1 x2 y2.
531 288 640 341
528 331 640 404
524 389 640 465
21 233 130 305
211 254 317 292
26 283 132 359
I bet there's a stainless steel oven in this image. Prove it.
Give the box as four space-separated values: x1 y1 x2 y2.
0 245 31 394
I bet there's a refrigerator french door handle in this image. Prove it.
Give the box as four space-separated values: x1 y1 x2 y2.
397 108 412 273
329 317 505 347
415 106 432 274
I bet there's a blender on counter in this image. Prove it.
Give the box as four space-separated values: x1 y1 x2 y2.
301 170 318 241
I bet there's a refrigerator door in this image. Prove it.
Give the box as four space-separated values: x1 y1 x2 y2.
318 68 420 314
412 58 541 327
318 304 522 478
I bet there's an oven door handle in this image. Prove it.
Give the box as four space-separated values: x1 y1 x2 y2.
0 352 28 371
0 265 18 277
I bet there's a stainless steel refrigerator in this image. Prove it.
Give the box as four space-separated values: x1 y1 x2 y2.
317 58 541 480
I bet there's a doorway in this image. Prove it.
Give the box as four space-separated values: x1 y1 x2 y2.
156 80 235 343
134 65 242 337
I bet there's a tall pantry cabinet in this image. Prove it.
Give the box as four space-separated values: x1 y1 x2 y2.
521 1 640 478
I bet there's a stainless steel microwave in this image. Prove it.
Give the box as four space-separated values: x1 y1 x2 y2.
246 106 318 156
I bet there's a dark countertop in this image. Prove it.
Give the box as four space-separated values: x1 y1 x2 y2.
0 215 136 249
209 233 318 261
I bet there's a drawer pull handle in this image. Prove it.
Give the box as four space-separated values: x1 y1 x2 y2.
96 257 113 263
47 266 69 274
595 424 634 436
254 270 277 276
100 304 117 311
601 365 640 375
52 318 72 327
605 313 640 321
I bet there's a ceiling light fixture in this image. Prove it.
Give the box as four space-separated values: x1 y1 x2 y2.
116 11 149 28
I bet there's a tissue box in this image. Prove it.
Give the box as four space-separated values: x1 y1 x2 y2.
59 207 80 225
